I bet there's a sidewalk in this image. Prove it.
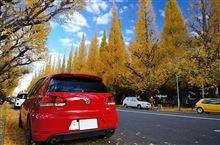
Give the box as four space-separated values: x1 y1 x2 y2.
0 104 6 145
117 105 195 112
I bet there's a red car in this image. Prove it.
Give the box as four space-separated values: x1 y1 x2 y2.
19 73 118 145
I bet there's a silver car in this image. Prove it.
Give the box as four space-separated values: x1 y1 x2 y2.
122 97 151 109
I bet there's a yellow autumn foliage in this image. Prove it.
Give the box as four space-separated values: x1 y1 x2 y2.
86 31 99 75
102 1 128 92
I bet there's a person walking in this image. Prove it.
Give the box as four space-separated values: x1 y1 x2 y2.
149 96 155 110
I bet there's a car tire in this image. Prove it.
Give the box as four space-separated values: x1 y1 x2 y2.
35 142 46 145
124 104 128 108
18 112 22 128
196 107 204 114
25 119 34 145
137 104 141 109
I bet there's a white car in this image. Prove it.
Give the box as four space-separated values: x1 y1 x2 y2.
14 91 28 109
123 97 151 109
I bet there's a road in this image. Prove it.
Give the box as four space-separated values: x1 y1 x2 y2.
2 104 220 145
114 108 220 145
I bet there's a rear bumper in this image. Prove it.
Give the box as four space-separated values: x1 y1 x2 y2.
46 128 115 143
30 110 118 142
142 105 151 109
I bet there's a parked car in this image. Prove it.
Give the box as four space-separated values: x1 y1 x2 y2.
195 98 220 114
0 97 5 105
14 91 28 109
6 96 16 104
123 97 151 109
20 73 118 144
10 97 16 104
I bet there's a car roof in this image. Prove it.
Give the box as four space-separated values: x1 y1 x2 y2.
202 98 220 100
47 73 102 81
18 90 28 95
18 93 28 95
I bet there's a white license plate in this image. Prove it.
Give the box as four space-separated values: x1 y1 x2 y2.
79 119 98 130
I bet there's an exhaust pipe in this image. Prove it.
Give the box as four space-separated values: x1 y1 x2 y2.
50 137 58 144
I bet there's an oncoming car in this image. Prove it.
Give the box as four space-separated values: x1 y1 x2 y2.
123 97 151 109
14 91 28 109
19 73 118 145
195 98 220 114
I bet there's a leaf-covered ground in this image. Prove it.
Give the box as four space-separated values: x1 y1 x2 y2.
3 103 25 145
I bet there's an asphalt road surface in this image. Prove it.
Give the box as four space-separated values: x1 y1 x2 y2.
113 108 220 145
65 108 220 145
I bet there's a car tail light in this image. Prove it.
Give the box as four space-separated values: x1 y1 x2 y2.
38 95 66 107
104 96 115 105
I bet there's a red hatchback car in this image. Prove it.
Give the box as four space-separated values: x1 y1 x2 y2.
19 73 118 145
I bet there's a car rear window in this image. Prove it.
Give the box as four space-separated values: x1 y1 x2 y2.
202 99 220 104
48 77 107 93
137 98 144 101
17 94 27 99
210 100 220 104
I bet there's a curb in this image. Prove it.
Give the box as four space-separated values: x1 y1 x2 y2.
0 104 6 145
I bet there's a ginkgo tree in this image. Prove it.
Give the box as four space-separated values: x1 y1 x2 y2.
98 28 107 77
147 0 189 100
122 0 164 96
0 0 86 96
184 0 220 97
102 1 128 96
159 0 188 88
77 33 87 72
86 31 99 75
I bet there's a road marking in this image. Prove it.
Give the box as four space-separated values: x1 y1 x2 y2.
117 109 220 121
214 130 220 133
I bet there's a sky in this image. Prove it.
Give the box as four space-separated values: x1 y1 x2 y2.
13 0 189 95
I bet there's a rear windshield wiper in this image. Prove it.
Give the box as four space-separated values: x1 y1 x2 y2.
83 89 101 92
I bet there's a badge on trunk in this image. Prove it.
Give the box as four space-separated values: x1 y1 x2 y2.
84 98 90 104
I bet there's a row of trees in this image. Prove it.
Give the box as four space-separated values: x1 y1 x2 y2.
0 0 86 96
29 0 220 104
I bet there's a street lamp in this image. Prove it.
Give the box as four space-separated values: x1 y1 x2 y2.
176 74 180 111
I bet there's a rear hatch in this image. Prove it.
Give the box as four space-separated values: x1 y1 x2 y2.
46 92 114 112
43 75 116 116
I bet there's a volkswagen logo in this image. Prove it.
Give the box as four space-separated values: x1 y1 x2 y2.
84 98 90 104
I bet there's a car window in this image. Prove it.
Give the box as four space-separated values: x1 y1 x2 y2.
202 99 211 104
202 99 220 104
28 78 45 97
131 98 137 102
17 94 27 99
48 77 107 93
210 100 220 104
137 98 144 101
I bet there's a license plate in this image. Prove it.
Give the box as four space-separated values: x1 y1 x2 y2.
79 118 98 130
